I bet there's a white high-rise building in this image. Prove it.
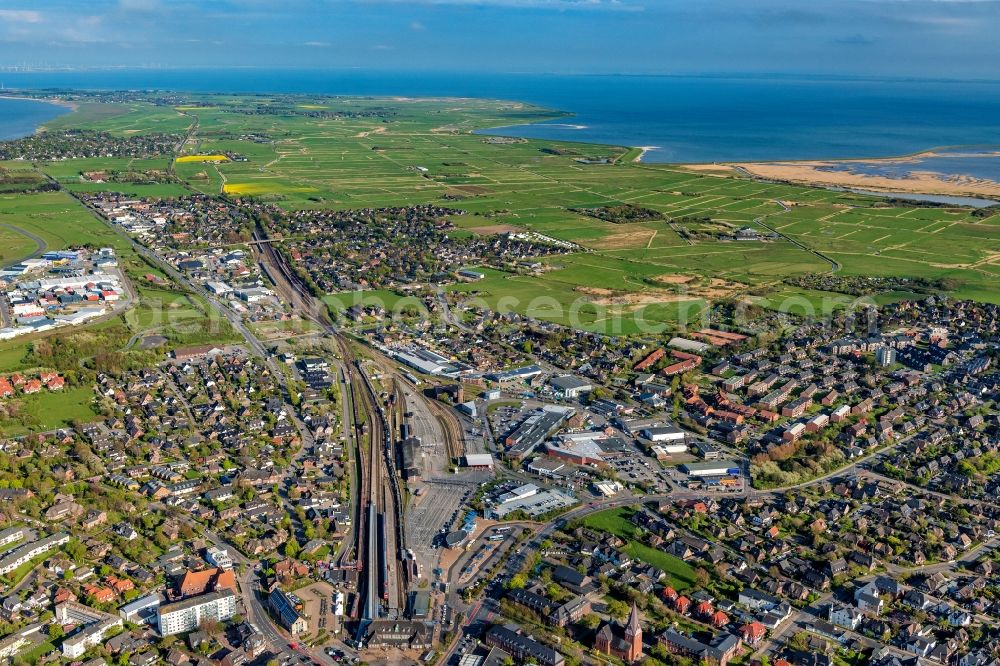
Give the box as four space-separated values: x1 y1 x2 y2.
876 347 896 367
157 589 237 636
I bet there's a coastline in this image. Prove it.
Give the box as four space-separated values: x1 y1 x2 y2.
0 81 996 203
0 95 75 141
633 146 659 163
0 94 78 112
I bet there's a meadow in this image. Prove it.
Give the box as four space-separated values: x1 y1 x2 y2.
19 93 998 334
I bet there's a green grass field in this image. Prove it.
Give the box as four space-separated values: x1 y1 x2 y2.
13 92 999 337
622 541 696 590
582 507 695 589
0 225 39 266
0 190 130 251
582 506 640 538
0 386 97 436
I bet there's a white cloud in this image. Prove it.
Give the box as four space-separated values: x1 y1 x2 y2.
304 40 333 47
0 9 43 23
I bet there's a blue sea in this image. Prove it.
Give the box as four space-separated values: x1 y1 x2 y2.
0 96 69 140
2 70 1000 164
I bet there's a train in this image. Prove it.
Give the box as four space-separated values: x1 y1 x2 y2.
378 512 389 602
402 371 421 386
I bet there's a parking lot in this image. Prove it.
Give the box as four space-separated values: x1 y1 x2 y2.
405 479 476 566
295 581 340 640
607 450 673 492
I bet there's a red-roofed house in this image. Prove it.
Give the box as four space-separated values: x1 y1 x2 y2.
674 596 690 614
83 584 115 604
740 621 767 645
710 611 729 628
22 379 42 394
107 576 134 594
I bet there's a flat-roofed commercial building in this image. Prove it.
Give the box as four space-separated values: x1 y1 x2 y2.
503 406 574 461
639 425 686 443
679 461 742 478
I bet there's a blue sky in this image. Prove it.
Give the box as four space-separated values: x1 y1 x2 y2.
0 0 998 78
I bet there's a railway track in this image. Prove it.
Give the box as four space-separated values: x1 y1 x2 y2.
425 395 465 461
254 219 410 620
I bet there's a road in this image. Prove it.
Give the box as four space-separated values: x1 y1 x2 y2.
0 222 48 328
74 197 336 662
0 222 47 270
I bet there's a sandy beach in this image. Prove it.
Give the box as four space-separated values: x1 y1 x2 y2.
733 159 1000 199
633 146 659 162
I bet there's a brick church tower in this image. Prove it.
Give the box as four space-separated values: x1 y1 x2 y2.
624 601 643 662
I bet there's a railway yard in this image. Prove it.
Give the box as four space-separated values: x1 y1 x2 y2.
1 91 997 666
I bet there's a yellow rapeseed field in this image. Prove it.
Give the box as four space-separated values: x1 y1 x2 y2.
176 155 229 163
223 182 316 195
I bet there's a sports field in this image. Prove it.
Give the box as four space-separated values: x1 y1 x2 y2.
18 93 998 332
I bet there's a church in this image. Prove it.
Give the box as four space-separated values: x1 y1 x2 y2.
594 601 643 663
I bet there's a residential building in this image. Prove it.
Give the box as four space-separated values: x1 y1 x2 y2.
157 589 237 636
658 628 741 666
205 546 233 570
268 588 308 635
484 625 564 666
0 532 69 575
56 602 123 658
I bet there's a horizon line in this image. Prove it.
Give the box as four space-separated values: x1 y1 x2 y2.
1 66 1000 87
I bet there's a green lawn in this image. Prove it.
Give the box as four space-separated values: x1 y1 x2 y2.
324 289 430 318
0 386 97 435
581 507 640 539
18 640 56 665
0 343 32 373
581 507 695 590
622 541 696 591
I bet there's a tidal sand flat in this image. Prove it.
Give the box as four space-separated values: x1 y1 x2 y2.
734 151 1000 199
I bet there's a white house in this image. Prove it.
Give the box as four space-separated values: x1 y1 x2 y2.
828 603 864 630
205 545 233 569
